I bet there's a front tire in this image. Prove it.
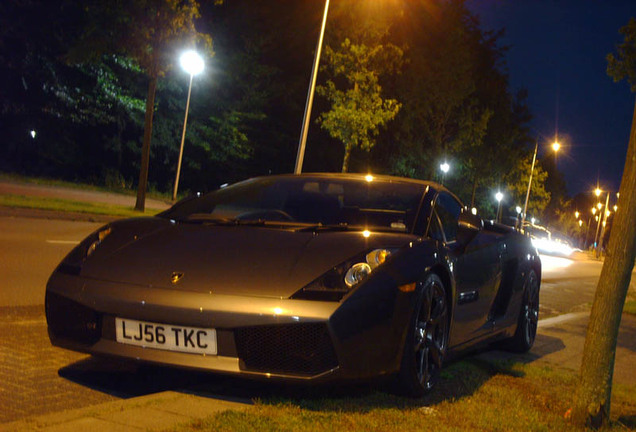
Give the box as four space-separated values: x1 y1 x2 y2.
395 273 449 397
505 269 539 353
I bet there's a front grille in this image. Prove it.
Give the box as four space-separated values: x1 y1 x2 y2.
234 322 338 376
45 292 101 345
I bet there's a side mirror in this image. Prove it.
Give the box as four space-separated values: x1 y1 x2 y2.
458 211 483 231
457 211 483 245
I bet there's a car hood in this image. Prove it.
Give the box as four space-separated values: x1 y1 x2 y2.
80 218 414 298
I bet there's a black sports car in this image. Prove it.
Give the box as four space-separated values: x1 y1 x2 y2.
46 173 540 396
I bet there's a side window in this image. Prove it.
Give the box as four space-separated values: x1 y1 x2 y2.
434 193 462 243
428 211 444 242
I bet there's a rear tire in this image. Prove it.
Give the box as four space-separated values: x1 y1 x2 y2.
505 269 539 353
394 273 449 397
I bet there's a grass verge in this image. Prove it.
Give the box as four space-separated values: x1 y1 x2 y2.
0 172 174 202
166 359 636 432
625 300 636 316
0 194 161 218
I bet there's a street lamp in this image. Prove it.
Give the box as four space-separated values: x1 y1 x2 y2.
495 191 503 223
172 50 205 201
552 140 561 166
521 140 539 231
596 190 611 258
295 0 330 174
439 161 450 185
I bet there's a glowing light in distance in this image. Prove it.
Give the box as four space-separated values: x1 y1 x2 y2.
540 254 574 272
365 174 374 182
30 130 36 138
552 141 561 152
440 162 450 173
532 238 573 256
362 230 371 238
273 307 283 315
495 191 503 202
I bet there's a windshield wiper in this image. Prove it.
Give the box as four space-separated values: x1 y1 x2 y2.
295 223 351 233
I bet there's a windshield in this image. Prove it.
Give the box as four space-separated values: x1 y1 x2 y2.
161 176 427 233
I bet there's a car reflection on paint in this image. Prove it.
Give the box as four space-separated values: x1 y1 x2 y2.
46 173 540 396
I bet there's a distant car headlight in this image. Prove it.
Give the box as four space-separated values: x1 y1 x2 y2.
56 226 112 275
292 248 395 301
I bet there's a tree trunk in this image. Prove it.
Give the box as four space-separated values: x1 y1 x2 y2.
572 98 636 428
135 73 158 212
341 143 352 173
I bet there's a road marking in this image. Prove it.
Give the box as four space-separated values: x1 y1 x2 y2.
539 312 588 328
46 240 80 245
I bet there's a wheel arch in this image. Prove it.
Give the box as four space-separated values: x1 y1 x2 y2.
428 263 454 331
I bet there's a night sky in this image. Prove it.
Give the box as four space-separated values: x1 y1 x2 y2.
466 0 635 197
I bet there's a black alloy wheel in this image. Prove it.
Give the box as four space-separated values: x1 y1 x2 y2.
506 269 539 353
396 273 449 397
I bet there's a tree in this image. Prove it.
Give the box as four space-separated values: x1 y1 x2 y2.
316 2 402 173
72 0 213 211
572 17 636 428
385 0 533 212
504 155 550 218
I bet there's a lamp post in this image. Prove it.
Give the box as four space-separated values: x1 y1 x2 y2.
294 0 330 174
552 140 561 166
521 140 539 231
596 191 611 258
495 191 503 223
172 50 204 201
592 187 603 251
439 161 450 185
584 212 593 249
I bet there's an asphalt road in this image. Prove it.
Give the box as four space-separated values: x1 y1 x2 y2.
0 217 101 307
0 215 632 424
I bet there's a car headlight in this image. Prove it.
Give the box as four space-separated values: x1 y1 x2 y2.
56 226 112 275
292 248 394 301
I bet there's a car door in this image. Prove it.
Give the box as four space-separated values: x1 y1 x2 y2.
429 193 502 347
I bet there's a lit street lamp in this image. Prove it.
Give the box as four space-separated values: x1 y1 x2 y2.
495 191 503 223
172 50 205 201
295 0 330 174
552 140 561 166
439 161 450 185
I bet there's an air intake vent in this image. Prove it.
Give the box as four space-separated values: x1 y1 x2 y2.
45 292 101 345
234 322 338 376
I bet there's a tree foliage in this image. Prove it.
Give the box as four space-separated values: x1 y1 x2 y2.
71 0 213 211
318 38 402 172
607 17 636 92
1 0 541 218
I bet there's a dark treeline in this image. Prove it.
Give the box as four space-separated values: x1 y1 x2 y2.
1 0 562 220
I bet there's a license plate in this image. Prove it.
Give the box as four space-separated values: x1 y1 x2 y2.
115 318 217 355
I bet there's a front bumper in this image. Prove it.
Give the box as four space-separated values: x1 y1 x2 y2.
45 271 410 381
